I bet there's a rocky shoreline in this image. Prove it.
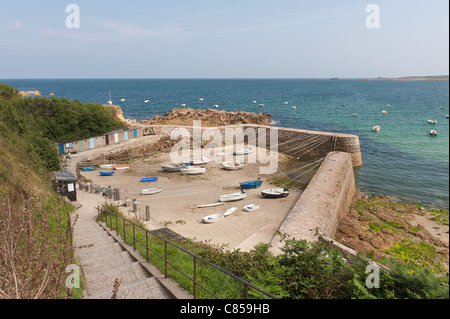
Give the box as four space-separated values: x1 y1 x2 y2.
141 107 273 127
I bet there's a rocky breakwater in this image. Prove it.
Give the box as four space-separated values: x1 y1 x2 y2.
141 108 273 127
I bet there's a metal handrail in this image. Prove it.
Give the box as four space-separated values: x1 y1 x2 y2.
98 209 278 300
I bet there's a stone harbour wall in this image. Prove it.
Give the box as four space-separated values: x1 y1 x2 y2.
269 151 356 255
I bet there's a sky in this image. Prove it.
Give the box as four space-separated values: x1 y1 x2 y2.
0 0 448 79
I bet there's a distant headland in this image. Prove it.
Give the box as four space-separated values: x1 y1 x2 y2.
353 75 449 81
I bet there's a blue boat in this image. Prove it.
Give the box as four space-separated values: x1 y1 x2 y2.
99 171 115 176
141 177 158 182
81 166 97 171
239 179 263 189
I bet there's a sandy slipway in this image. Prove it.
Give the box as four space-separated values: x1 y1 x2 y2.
72 141 302 251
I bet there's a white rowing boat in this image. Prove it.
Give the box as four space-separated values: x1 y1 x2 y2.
100 164 114 169
220 191 247 202
202 214 224 223
221 161 244 170
161 163 187 172
181 166 206 175
197 202 224 208
233 147 252 155
243 204 260 212
224 207 237 217
141 188 162 195
190 157 213 165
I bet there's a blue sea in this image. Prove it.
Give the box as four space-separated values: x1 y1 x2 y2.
2 78 449 209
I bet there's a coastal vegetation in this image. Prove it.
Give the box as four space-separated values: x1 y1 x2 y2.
0 82 447 299
0 84 125 298
99 201 448 299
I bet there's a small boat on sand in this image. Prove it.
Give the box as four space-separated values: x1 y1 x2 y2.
220 191 247 202
141 188 162 195
222 161 244 170
233 147 253 155
140 177 158 182
197 202 224 208
181 166 206 175
240 179 263 189
224 207 237 217
99 171 115 176
100 164 114 169
261 187 290 198
114 165 129 170
81 167 97 171
243 204 260 212
202 214 224 224
191 157 212 165
161 163 187 172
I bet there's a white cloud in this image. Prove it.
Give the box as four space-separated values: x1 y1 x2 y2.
34 18 188 43
0 21 23 31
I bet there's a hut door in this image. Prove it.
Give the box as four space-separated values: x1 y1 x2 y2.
79 141 84 152
105 135 110 145
124 131 128 141
89 138 95 149
134 129 137 138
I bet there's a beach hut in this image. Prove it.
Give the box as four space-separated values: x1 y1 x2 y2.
53 171 78 201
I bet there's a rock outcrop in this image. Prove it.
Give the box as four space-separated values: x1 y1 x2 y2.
141 108 273 127
19 90 41 97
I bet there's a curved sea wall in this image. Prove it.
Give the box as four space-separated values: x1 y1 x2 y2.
147 123 363 167
242 124 362 167
269 151 356 255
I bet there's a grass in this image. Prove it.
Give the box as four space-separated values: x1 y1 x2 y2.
97 203 253 299
428 209 449 226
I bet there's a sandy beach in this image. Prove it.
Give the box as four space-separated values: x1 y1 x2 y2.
77 143 302 251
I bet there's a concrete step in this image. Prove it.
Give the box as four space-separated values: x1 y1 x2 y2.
74 234 116 248
87 277 172 299
76 242 125 264
84 261 151 297
80 250 136 276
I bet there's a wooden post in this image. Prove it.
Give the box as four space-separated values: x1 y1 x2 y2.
90 183 94 193
116 188 120 201
132 199 137 214
108 186 112 199
145 205 150 221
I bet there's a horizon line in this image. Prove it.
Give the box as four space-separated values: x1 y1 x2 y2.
2 75 449 81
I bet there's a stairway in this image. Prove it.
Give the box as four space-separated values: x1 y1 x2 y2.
72 191 173 299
